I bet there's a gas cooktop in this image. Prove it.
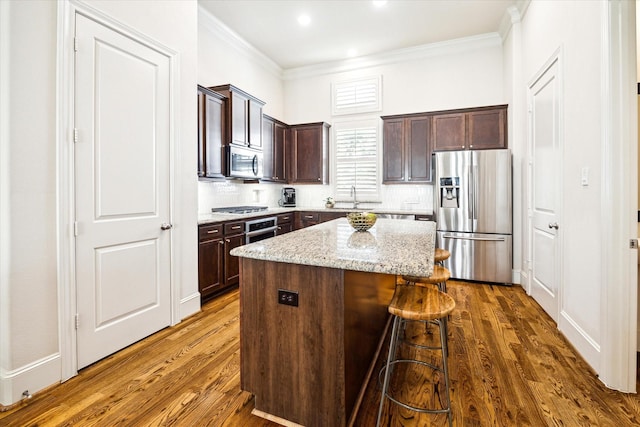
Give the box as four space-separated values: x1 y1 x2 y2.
211 206 269 214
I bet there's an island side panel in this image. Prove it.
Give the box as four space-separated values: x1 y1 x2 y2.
240 258 346 427
343 271 395 418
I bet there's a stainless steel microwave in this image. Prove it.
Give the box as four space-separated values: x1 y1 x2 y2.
226 145 263 179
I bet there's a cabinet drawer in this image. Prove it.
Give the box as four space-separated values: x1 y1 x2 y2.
199 224 223 240
415 214 434 221
277 222 293 235
224 221 245 235
300 212 319 222
277 213 293 224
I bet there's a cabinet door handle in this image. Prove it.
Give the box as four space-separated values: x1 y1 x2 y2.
304 215 313 219
207 229 219 234
219 241 224 245
277 226 282 230
231 225 242 230
225 239 231 243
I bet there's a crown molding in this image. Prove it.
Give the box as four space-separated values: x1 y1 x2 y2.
499 0 530 41
282 33 503 81
197 4 283 79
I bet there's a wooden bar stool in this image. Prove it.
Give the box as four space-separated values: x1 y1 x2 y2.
376 284 455 427
402 264 451 293
402 265 452 355
435 248 451 265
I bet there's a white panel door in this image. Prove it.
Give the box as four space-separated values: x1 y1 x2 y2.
75 13 172 368
528 58 561 322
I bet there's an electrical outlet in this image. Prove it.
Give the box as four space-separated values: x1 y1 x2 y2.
278 289 299 307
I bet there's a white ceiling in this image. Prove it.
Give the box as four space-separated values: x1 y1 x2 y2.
199 0 517 70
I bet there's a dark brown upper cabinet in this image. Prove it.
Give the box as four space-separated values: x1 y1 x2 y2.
382 114 432 183
432 105 507 151
262 114 288 183
208 84 266 149
197 85 226 179
289 122 331 184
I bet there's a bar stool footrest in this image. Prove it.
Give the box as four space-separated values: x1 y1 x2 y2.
379 359 451 415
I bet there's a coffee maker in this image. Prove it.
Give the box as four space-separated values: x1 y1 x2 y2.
279 187 296 207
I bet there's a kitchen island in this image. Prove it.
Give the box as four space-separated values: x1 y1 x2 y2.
230 218 436 427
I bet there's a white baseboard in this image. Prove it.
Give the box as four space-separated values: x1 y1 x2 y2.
511 269 522 285
179 291 201 320
559 309 600 374
1 352 61 406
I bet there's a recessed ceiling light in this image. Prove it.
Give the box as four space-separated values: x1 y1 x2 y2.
372 0 387 8
297 14 311 26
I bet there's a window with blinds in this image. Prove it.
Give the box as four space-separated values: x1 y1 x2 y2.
331 76 382 116
334 119 380 200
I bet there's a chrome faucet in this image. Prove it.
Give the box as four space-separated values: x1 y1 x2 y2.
350 185 359 208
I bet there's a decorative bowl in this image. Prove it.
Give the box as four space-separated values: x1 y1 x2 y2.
347 212 377 232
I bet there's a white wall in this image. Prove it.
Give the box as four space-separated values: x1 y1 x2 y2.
518 1 605 372
0 0 198 406
501 5 527 287
1 0 59 375
283 38 505 124
0 0 63 405
198 6 284 119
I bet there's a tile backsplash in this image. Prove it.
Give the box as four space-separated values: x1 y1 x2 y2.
198 180 433 214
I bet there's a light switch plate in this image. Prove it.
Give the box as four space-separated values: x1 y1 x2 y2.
581 167 589 186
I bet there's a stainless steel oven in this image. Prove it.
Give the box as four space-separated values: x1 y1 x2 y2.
245 216 278 243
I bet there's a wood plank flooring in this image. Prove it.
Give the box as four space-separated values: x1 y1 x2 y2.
2 281 640 426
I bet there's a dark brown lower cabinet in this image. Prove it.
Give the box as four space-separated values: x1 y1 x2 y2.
296 212 320 229
198 221 245 300
223 233 244 286
319 211 347 222
276 213 294 235
198 224 225 300
277 222 293 235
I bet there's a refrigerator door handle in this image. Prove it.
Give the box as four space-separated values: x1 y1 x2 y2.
442 234 507 242
467 165 473 220
472 164 479 220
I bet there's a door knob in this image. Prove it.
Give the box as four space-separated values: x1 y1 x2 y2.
161 223 173 230
548 223 559 230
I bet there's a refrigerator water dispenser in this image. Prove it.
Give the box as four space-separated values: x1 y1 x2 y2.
439 177 460 208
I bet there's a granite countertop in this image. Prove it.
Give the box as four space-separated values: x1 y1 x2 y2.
198 207 433 225
230 217 436 277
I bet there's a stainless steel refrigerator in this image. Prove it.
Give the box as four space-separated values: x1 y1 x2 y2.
435 149 512 285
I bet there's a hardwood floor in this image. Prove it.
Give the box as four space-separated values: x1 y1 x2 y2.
2 281 640 426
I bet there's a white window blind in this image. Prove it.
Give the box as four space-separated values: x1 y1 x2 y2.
334 120 380 200
331 76 382 116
